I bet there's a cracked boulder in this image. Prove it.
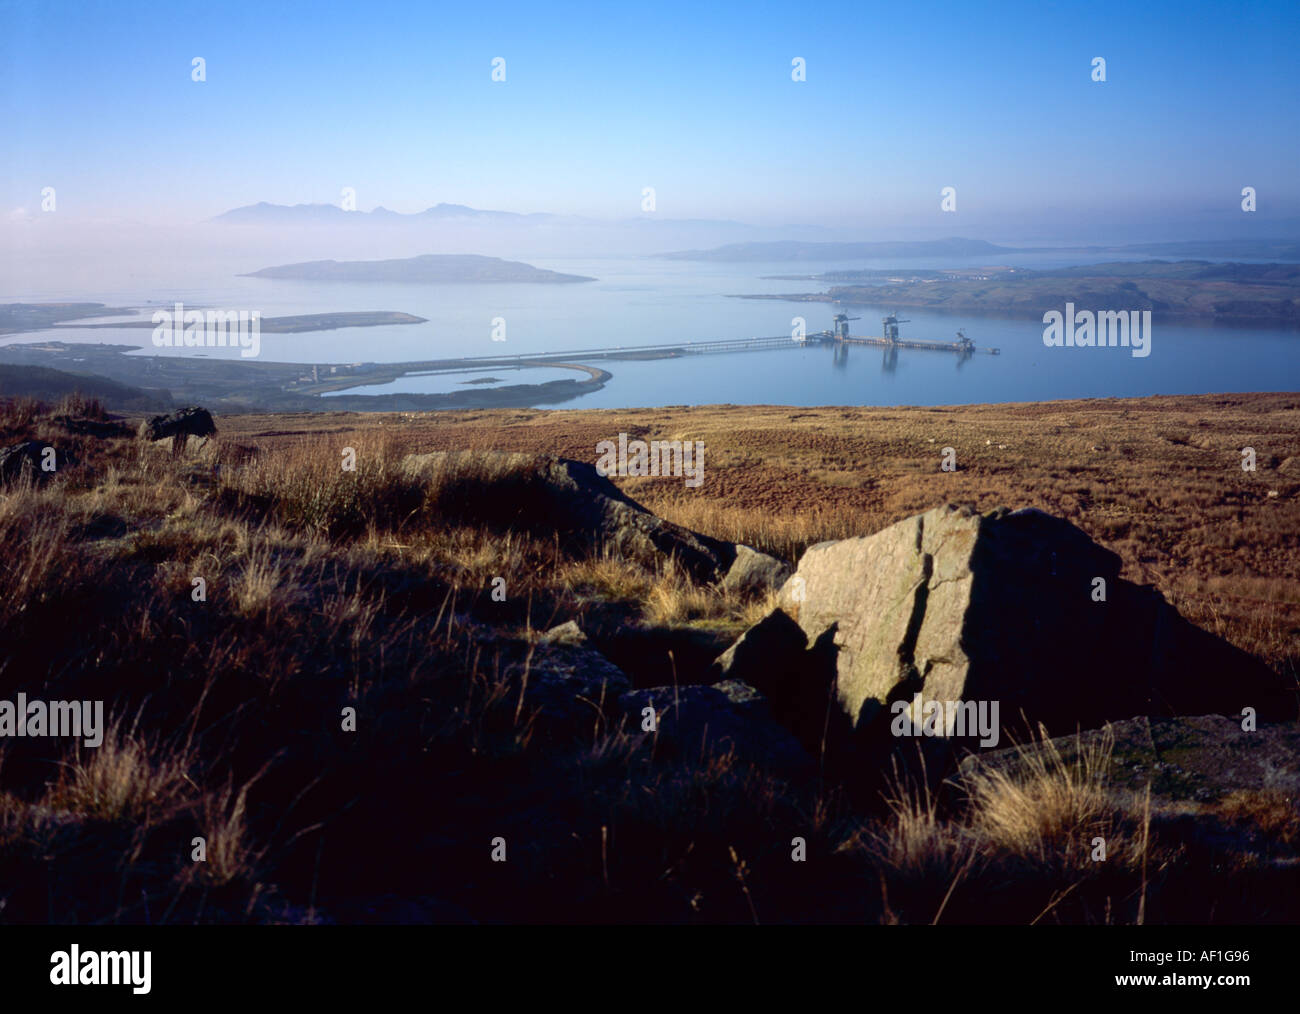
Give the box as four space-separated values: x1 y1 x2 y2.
768 504 1296 750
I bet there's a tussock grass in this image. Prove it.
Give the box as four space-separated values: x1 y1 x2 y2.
194 779 259 887
45 722 196 825
962 726 1119 865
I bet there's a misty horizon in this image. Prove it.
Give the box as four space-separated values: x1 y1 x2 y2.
5 0 1298 262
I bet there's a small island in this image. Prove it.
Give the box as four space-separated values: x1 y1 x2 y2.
241 254 596 284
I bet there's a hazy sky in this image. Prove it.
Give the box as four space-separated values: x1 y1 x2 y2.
2 0 1298 236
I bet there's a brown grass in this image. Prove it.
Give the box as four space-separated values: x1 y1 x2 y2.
0 393 1295 924
212 392 1300 680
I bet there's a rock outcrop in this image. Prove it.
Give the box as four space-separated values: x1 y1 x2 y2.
714 504 1295 760
402 451 786 591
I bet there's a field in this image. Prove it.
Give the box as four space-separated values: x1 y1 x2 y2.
219 392 1300 676
0 391 1296 924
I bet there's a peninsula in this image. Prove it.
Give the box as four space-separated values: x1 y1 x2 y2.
733 260 1300 323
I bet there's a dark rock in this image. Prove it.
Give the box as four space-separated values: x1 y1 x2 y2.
591 624 734 688
50 414 130 438
70 512 129 541
0 441 52 483
619 681 813 776
512 638 631 742
142 406 217 445
707 608 834 753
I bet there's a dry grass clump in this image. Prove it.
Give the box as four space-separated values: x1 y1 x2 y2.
215 431 426 538
962 726 1119 865
835 727 1164 923
0 395 48 430
193 779 259 887
54 392 108 420
45 722 196 825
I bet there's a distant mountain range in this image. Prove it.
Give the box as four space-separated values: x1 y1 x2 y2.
210 204 1300 264
241 254 596 283
213 201 760 232
210 202 835 258
213 202 566 225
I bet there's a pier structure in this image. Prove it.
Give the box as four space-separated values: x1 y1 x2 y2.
288 312 998 395
832 313 1000 355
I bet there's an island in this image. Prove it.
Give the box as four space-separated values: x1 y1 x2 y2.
240 254 596 284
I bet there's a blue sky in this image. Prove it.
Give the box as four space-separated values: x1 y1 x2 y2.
2 0 1297 234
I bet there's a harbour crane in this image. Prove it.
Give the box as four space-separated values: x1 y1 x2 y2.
882 312 910 344
831 312 861 341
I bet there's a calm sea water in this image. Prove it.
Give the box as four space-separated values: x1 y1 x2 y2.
5 254 1299 408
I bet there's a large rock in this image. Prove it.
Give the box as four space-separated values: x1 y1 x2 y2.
762 504 1295 750
402 451 785 588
